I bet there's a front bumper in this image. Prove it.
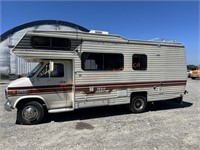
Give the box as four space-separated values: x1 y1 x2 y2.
4 101 12 111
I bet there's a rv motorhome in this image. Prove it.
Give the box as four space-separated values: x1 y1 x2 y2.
4 30 187 125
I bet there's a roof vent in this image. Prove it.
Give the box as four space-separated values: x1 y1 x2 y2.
89 30 109 35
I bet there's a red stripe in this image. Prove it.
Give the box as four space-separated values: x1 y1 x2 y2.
75 80 186 89
75 80 186 94
7 80 186 96
8 84 73 90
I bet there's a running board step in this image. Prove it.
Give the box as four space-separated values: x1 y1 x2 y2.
48 108 74 113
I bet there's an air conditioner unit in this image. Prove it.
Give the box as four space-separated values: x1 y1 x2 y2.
89 30 109 35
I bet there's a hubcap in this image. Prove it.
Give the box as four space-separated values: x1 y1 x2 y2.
134 98 144 110
22 106 38 121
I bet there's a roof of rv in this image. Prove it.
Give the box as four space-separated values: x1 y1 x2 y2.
0 20 89 42
25 30 184 47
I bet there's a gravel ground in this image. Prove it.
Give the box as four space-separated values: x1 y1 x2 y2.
0 78 199 150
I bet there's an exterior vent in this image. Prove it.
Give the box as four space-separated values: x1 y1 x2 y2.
89 30 109 35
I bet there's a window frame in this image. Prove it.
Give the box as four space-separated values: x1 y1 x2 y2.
37 63 65 78
31 36 71 50
132 54 147 71
81 52 124 71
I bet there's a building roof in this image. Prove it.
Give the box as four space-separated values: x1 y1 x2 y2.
0 20 89 42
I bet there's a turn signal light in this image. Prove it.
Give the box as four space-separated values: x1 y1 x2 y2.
7 90 17 96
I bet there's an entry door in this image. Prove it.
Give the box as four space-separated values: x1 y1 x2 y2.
34 60 73 109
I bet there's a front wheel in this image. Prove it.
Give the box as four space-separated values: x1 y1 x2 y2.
129 95 147 113
17 101 44 125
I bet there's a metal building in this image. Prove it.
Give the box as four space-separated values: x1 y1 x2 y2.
0 20 89 77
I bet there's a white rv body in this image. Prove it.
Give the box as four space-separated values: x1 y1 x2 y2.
4 30 187 124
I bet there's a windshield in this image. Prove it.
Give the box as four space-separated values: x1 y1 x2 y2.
27 62 44 78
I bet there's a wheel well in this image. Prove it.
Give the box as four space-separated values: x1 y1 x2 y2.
16 98 46 109
130 91 147 100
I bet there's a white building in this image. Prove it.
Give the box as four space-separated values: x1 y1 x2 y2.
0 20 89 77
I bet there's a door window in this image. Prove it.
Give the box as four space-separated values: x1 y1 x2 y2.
38 63 64 78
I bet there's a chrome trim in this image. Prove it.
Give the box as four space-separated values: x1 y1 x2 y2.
22 106 38 121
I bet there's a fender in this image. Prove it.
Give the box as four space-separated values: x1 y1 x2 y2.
13 95 48 108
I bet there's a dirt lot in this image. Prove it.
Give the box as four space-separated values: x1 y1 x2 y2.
0 79 199 150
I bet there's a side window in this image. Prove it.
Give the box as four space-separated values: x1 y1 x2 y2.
81 52 124 71
38 63 64 78
31 36 71 50
82 53 103 70
31 36 51 48
104 53 124 70
132 54 147 70
52 38 71 50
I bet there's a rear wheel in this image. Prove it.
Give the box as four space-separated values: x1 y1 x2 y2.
129 95 147 113
17 101 44 125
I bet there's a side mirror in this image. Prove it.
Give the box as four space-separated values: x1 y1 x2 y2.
49 61 54 72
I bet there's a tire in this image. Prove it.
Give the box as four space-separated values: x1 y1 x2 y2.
129 95 147 113
191 77 196 80
17 101 44 125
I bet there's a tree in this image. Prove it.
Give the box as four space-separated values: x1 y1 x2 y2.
187 64 198 70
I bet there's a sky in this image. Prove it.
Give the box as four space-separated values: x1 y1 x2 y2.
0 1 199 65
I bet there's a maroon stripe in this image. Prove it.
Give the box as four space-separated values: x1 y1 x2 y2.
75 81 186 94
28 87 72 94
8 84 73 90
7 80 186 96
7 86 73 97
8 80 186 91
75 80 186 89
9 91 71 97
